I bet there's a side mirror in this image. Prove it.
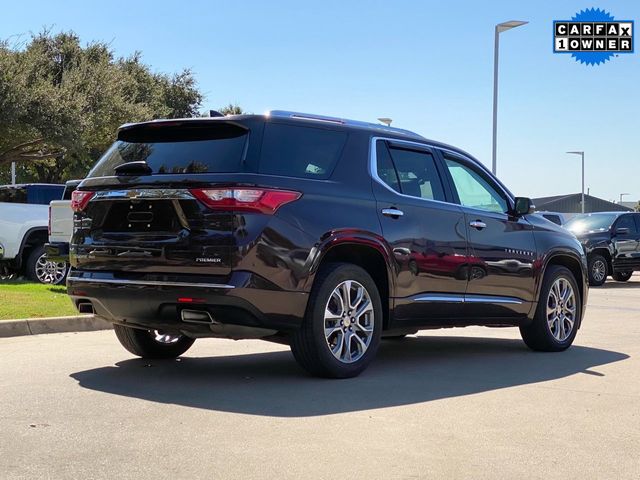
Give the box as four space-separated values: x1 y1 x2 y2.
514 197 535 216
615 227 630 236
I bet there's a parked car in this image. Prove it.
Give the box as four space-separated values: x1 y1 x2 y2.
67 111 588 378
0 183 68 284
45 180 81 264
534 211 565 226
565 212 640 286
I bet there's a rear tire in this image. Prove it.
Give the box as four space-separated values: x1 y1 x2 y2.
113 324 194 359
290 263 382 378
520 265 581 352
587 254 608 286
612 271 633 282
25 245 68 285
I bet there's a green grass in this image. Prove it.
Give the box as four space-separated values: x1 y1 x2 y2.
0 281 77 320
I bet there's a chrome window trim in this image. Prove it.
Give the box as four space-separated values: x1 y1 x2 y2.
67 277 234 289
369 136 515 210
369 136 458 208
412 293 524 305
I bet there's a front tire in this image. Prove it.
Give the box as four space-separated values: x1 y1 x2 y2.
587 254 608 286
290 263 382 378
114 324 195 359
520 265 581 352
612 271 633 282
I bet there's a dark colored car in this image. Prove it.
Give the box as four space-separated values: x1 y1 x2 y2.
565 212 640 286
67 111 588 378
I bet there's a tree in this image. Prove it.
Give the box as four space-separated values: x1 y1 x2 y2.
0 31 203 183
218 103 244 115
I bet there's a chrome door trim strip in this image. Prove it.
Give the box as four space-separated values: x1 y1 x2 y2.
413 294 465 303
464 295 524 305
67 277 234 289
412 293 524 305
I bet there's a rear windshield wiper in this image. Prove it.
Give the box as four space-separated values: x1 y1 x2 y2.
114 161 152 176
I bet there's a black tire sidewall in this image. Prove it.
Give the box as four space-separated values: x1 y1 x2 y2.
304 263 383 377
25 244 68 285
613 271 632 281
587 254 608 286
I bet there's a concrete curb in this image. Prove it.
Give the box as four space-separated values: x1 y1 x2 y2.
0 315 112 338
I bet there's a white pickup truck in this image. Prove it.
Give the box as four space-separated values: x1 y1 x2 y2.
44 180 80 269
0 183 67 284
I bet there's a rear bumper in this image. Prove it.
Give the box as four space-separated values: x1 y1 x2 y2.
45 242 69 263
66 270 308 336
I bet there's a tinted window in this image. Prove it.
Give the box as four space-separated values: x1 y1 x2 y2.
26 185 64 204
375 141 401 191
387 147 445 201
0 187 27 204
259 123 347 179
88 123 249 177
615 215 637 234
445 156 508 213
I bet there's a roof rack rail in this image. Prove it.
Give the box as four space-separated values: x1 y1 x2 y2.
266 110 424 140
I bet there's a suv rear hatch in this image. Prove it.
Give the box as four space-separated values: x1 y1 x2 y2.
70 118 298 277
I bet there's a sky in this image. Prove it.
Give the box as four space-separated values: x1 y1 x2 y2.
2 0 639 202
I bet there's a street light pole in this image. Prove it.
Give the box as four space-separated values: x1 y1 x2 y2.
492 20 528 175
567 151 585 213
11 161 16 185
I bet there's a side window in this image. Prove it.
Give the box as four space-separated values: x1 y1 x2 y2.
444 156 508 213
387 147 445 201
375 141 401 191
260 123 347 179
615 215 637 233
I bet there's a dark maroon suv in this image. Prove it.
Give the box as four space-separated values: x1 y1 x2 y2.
67 111 588 378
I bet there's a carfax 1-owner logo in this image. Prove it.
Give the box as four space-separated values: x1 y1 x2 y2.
554 8 634 65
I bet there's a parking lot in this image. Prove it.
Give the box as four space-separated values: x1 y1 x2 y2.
1 278 639 480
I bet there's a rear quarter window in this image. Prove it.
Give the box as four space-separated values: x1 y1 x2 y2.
259 123 347 179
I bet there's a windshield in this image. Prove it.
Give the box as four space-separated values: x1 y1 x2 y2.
565 213 619 234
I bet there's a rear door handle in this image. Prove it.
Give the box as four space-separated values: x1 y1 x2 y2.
469 220 487 230
382 208 404 218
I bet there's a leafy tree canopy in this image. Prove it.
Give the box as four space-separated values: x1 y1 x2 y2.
0 30 204 183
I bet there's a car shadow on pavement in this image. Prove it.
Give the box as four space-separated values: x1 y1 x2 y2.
70 335 629 417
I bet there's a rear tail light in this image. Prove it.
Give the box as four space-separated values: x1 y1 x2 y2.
48 205 51 236
71 190 95 212
190 188 301 214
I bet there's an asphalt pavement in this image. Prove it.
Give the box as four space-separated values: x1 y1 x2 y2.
1 278 639 479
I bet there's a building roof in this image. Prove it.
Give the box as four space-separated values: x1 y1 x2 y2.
533 193 633 214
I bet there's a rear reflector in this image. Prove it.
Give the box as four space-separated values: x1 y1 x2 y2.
190 188 301 214
71 190 95 212
177 297 206 304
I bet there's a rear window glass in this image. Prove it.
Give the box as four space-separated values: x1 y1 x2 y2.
259 123 347 179
0 187 27 204
87 123 249 177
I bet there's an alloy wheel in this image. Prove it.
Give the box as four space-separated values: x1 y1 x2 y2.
323 280 374 363
35 253 67 285
591 259 606 283
546 277 576 342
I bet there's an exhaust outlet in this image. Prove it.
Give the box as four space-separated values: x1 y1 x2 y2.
181 309 216 324
77 302 94 314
